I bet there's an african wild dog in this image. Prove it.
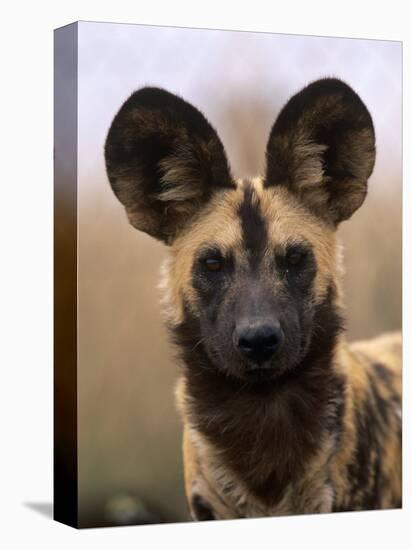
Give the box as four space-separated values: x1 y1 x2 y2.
105 78 402 520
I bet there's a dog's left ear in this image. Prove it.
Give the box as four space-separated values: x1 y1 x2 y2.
264 78 375 225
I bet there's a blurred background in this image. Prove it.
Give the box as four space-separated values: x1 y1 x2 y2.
76 22 401 527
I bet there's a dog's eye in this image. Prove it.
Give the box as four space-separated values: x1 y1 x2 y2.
204 258 223 272
286 249 306 267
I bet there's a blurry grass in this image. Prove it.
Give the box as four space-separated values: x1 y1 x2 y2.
340 181 401 340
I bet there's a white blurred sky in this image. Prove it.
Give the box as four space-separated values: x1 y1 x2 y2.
78 21 401 191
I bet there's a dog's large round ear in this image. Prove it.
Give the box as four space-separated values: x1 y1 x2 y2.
105 88 234 244
264 78 375 225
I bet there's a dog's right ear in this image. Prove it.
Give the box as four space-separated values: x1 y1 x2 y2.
105 87 234 244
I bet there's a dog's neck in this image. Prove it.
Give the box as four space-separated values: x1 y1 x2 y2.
172 285 346 506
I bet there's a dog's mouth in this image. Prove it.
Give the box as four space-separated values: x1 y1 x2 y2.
204 338 302 385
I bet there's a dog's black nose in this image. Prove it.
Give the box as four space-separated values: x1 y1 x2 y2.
234 320 284 364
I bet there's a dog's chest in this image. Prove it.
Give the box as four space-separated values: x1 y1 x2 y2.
191 427 335 519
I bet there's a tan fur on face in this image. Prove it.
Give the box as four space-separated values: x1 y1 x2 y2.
160 177 342 325
160 185 244 324
254 181 339 303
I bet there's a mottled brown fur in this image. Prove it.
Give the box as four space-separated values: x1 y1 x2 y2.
105 78 401 521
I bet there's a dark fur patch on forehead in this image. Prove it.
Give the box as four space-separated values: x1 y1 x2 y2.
238 182 268 268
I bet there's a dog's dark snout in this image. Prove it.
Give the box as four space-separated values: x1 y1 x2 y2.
234 319 284 364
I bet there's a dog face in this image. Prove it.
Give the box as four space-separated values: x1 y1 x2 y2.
168 180 338 381
105 79 375 381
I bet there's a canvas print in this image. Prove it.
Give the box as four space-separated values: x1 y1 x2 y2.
54 21 402 528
